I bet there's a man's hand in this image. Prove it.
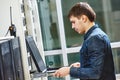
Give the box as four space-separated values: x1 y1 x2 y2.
52 67 70 78
70 62 80 67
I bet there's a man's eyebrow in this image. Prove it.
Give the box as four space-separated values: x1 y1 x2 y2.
71 21 75 23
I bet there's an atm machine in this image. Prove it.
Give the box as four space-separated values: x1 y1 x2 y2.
0 37 24 80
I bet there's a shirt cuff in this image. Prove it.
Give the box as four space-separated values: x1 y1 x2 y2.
70 67 79 78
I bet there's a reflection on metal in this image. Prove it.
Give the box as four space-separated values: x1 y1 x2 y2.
0 36 14 41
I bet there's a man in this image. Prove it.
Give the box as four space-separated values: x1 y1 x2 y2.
52 2 116 80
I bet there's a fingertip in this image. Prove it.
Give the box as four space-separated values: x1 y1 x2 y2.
52 73 55 77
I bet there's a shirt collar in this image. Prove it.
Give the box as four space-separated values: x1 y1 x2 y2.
84 24 98 40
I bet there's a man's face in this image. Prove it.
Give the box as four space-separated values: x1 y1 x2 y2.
70 16 85 34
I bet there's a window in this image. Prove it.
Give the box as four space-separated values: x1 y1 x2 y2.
112 48 120 74
37 0 61 51
37 0 120 80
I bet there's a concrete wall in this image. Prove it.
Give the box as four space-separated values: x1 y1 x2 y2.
0 0 31 80
0 0 12 36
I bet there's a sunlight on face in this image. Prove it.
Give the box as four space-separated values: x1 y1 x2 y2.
70 16 85 34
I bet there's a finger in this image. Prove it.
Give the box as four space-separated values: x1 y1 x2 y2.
48 73 53 77
53 71 60 78
56 72 60 78
51 73 56 77
70 64 74 67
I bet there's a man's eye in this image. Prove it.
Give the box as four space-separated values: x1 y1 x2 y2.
72 21 75 24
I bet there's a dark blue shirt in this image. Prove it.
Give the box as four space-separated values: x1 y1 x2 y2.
70 24 116 80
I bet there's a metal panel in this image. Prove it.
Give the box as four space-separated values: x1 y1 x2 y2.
25 36 47 73
10 37 24 80
0 43 4 80
0 40 16 80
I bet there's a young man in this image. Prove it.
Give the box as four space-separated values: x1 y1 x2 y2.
53 2 116 80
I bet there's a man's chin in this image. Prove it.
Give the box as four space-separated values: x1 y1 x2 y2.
78 31 81 34
78 31 84 34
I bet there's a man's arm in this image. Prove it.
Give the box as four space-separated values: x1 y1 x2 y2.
70 36 105 79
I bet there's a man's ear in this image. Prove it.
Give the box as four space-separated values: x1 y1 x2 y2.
81 15 87 23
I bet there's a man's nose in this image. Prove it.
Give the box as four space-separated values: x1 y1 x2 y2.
72 25 75 29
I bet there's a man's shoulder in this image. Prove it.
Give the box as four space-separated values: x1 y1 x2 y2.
87 29 109 42
91 27 107 37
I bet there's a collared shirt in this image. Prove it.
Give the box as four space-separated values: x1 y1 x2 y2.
70 24 116 80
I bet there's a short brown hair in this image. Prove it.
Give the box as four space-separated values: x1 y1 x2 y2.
68 2 96 22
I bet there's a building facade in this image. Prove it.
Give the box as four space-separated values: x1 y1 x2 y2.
0 0 120 80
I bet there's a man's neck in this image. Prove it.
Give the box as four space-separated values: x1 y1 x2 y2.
85 22 95 33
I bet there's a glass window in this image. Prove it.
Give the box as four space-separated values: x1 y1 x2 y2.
109 0 120 42
37 0 61 51
67 53 80 66
36 0 120 80
45 54 64 69
61 0 120 47
61 0 83 48
112 48 120 74
70 77 79 80
61 0 104 48
67 53 80 80
111 0 120 11
45 54 64 80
